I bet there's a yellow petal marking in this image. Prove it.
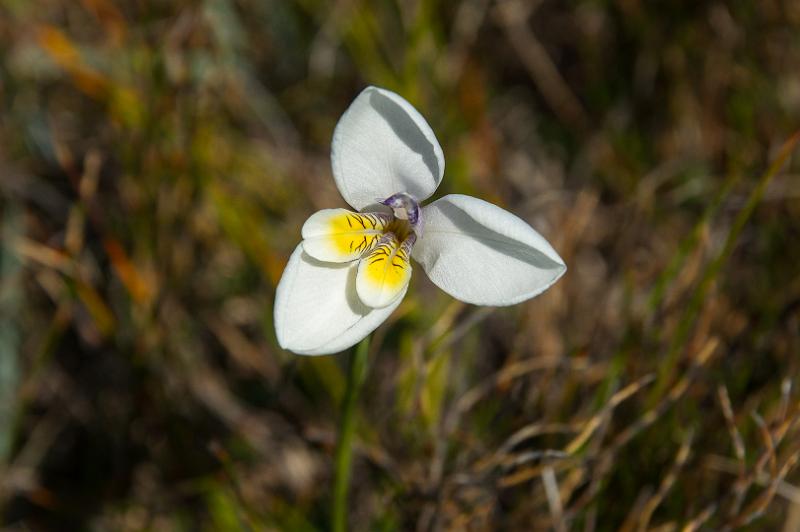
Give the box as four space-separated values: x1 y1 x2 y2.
356 233 414 308
301 209 392 263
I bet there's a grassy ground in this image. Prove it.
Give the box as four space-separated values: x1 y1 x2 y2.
2 0 800 530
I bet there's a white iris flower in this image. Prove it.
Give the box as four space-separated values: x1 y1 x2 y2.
274 87 566 355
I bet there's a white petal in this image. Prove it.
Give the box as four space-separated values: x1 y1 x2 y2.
331 86 444 210
274 244 406 355
413 194 566 306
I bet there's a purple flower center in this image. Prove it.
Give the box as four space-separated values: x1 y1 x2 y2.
379 192 422 235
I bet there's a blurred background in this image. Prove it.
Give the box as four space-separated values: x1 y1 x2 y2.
1 0 800 530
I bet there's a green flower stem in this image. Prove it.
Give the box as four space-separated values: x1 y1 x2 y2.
332 336 370 532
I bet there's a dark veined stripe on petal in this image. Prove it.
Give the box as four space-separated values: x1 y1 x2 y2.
301 208 392 263
356 233 414 308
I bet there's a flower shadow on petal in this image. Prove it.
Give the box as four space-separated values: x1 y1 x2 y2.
433 201 564 270
368 89 441 180
300 251 370 316
342 257 371 316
